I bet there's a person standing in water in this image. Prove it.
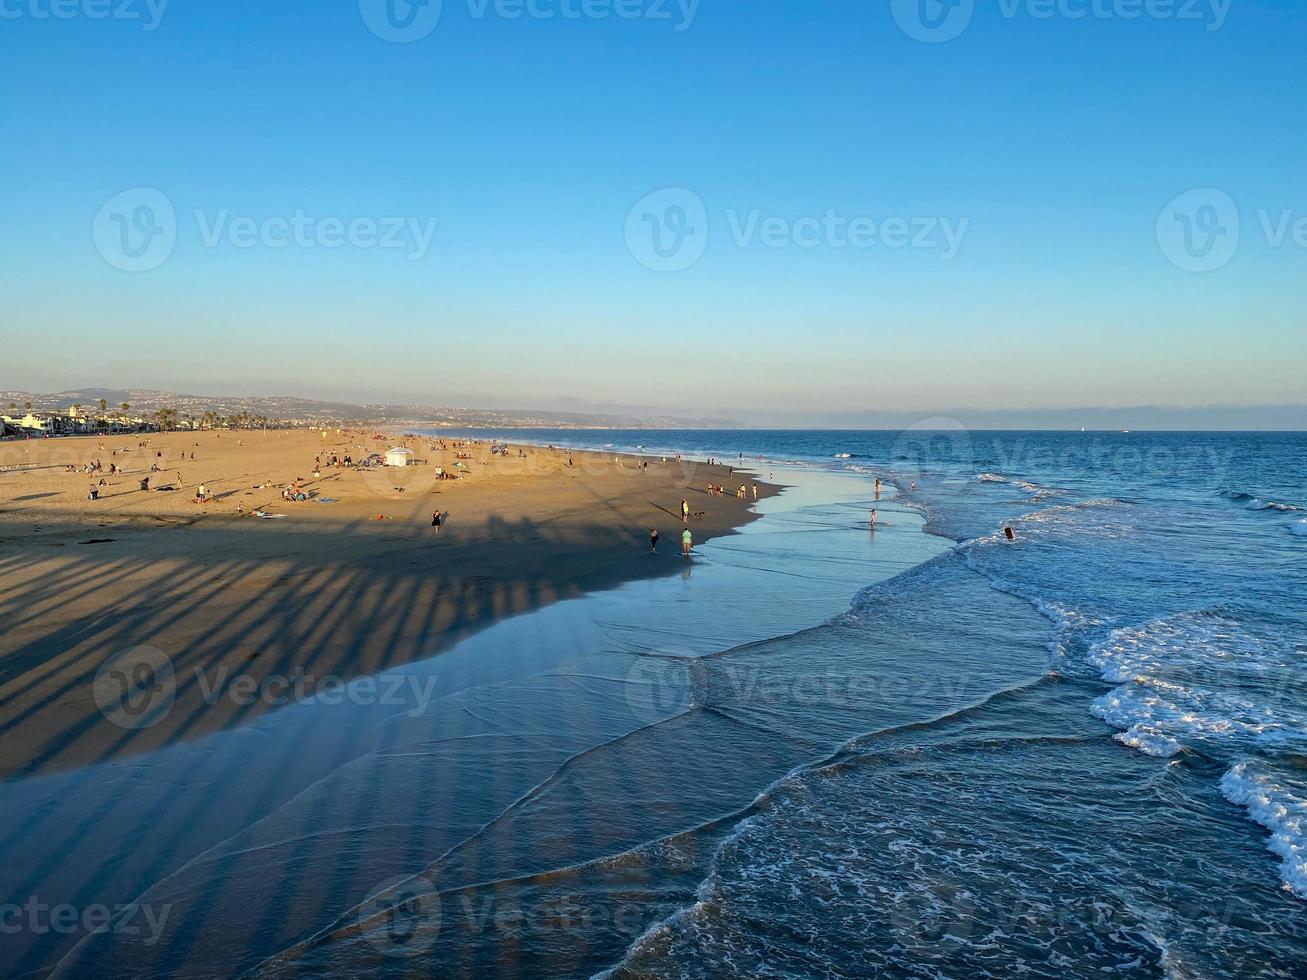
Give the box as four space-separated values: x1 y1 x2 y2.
875 478 882 499
870 508 878 527
681 527 693 557
650 527 659 553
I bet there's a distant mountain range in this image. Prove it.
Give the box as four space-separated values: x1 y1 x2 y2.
0 388 740 430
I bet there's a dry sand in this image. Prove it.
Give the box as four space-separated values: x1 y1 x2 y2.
0 429 774 777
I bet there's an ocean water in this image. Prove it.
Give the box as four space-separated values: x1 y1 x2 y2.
3 429 1304 978
421 428 1307 978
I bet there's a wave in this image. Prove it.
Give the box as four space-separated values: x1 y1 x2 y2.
975 472 1059 495
1221 761 1307 899
1246 499 1301 512
1221 489 1301 512
1085 611 1307 765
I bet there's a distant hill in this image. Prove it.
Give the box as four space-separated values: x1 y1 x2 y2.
0 388 740 430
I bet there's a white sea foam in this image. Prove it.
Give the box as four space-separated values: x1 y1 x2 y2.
1291 519 1307 537
1245 498 1301 512
1112 727 1183 758
1221 761 1307 900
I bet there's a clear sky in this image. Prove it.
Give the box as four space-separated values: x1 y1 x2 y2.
2 0 1304 425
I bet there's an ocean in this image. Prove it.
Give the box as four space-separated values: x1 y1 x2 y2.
4 428 1304 978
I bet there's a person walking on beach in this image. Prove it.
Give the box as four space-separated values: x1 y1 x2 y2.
752 483 758 501
650 527 659 553
681 527 692 557
681 498 689 523
431 510 442 532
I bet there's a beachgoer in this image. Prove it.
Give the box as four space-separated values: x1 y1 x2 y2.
681 528 692 557
650 528 659 553
681 499 689 523
1004 526 1015 541
870 509 878 527
875 478 882 499
752 484 758 501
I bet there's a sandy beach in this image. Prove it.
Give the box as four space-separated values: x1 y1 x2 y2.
0 430 774 777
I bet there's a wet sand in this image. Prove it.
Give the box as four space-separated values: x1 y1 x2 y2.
0 430 773 776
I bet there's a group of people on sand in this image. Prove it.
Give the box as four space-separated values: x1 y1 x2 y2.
704 481 758 501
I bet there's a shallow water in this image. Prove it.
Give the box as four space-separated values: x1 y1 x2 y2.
4 431 1305 978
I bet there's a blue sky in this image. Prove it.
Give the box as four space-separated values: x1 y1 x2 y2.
2 0 1304 424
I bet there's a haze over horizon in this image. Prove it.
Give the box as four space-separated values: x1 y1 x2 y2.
3 1 1304 425
4 379 1304 430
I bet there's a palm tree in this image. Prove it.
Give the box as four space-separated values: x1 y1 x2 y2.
99 398 108 417
120 402 130 414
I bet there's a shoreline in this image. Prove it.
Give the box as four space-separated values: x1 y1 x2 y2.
0 430 778 778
